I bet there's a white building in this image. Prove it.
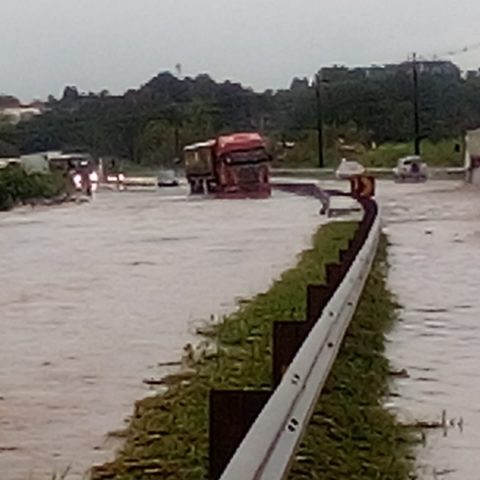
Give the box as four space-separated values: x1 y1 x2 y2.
0 106 43 124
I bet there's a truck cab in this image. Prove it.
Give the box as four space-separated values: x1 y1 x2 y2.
185 133 272 198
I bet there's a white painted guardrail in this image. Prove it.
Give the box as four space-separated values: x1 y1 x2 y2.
220 204 381 480
272 167 465 176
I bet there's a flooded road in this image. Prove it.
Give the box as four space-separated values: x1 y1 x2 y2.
0 188 324 480
380 181 480 479
2 180 477 479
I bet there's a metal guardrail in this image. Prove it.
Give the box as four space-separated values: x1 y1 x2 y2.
272 166 465 178
117 166 465 190
216 197 380 480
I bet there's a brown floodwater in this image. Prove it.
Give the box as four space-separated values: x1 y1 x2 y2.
0 187 326 480
2 180 476 479
380 181 480 479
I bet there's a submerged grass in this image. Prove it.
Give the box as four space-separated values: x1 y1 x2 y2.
91 223 413 480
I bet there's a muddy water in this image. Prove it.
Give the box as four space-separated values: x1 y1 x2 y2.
380 181 480 479
0 188 324 480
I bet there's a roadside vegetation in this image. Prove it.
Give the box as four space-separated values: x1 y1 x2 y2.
0 63 475 169
91 223 413 480
276 129 463 169
0 166 66 211
360 138 463 168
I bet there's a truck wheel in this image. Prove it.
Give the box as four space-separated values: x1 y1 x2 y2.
189 179 205 195
206 180 215 194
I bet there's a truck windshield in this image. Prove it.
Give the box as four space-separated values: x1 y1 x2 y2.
226 148 269 165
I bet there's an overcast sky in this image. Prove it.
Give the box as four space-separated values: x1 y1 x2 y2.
2 0 480 101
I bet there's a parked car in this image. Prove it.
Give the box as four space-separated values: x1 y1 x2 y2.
335 158 365 180
157 169 179 187
393 156 428 182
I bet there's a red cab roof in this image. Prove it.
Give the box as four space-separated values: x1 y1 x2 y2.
216 132 266 155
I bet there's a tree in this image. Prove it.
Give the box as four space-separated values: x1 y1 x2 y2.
4 62 478 167
62 86 79 102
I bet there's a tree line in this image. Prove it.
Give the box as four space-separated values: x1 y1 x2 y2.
1 64 480 166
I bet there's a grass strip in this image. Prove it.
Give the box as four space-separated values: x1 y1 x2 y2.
91 223 413 480
288 235 414 480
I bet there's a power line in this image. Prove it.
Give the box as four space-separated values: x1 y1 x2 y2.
424 40 480 60
386 41 480 66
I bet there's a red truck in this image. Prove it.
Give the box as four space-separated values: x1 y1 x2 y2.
184 132 272 198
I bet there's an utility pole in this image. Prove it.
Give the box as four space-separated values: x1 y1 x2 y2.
315 73 325 168
412 53 421 155
174 126 180 160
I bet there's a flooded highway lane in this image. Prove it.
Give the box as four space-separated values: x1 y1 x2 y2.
0 188 324 480
380 181 480 479
2 180 477 479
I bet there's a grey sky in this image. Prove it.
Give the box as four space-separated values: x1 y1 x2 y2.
2 0 480 101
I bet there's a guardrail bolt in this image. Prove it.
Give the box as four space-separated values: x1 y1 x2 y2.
288 418 299 432
292 374 301 385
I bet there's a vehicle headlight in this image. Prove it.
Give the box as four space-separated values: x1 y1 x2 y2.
73 174 82 188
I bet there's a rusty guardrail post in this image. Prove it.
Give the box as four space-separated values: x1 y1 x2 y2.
209 391 270 480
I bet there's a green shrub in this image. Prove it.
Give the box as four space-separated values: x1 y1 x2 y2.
0 167 66 210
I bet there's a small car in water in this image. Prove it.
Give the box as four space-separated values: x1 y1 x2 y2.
157 169 179 187
393 156 428 182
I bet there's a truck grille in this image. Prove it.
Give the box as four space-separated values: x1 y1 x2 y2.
237 167 259 184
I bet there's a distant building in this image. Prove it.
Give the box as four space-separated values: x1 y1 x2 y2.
290 77 310 91
319 60 461 83
0 102 45 124
320 64 396 82
320 65 350 83
363 66 388 80
397 60 461 79
0 96 21 109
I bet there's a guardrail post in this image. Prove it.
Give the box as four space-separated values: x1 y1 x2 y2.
274 278 347 387
306 284 332 324
325 263 344 290
209 390 270 480
273 321 311 387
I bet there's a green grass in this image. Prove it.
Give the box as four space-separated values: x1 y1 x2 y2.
359 139 463 168
90 224 413 480
277 136 463 169
121 163 160 177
